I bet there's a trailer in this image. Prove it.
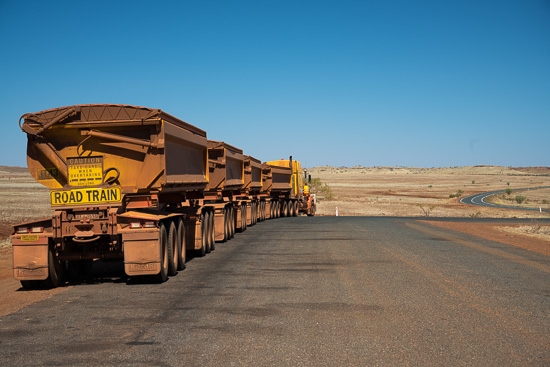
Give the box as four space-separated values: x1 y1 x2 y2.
12 104 312 289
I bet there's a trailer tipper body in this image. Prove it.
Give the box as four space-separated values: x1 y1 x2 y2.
12 104 313 289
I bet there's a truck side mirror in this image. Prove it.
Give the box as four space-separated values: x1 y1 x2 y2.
308 174 311 183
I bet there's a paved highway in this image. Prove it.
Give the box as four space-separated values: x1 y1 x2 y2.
460 186 550 212
1 217 549 366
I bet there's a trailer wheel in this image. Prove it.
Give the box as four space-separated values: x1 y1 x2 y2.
230 206 235 238
223 206 231 242
293 200 298 217
41 243 64 289
167 220 179 276
205 211 212 254
222 207 228 242
196 212 207 257
20 280 40 290
209 209 215 251
176 218 186 271
251 202 256 226
244 204 248 230
228 206 233 238
154 223 169 283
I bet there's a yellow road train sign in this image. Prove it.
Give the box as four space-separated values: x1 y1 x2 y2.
51 187 122 206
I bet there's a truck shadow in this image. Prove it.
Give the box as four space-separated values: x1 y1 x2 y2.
17 250 204 290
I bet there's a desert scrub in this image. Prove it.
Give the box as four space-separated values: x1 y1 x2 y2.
309 177 334 200
449 189 464 198
515 195 527 204
416 204 434 217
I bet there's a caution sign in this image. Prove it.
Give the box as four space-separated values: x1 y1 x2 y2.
68 157 103 187
51 187 122 206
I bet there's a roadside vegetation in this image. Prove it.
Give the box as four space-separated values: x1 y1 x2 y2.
485 188 550 211
309 177 333 200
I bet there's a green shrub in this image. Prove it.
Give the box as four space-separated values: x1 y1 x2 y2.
505 188 512 195
515 195 527 204
449 189 464 198
309 177 333 200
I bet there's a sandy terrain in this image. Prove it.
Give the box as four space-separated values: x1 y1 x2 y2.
310 165 550 218
0 165 549 317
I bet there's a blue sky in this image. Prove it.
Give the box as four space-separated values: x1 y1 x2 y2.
1 0 549 168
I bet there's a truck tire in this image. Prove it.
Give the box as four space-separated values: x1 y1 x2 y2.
196 212 207 257
252 202 257 225
42 243 64 289
259 201 264 221
154 223 169 283
204 210 212 254
239 204 247 232
209 209 215 251
230 206 235 238
20 280 40 290
176 218 186 271
167 220 179 276
223 207 229 242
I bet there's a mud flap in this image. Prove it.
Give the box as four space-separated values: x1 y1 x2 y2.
12 235 49 281
123 230 161 276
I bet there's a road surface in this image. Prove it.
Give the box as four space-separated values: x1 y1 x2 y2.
0 217 549 366
460 186 550 212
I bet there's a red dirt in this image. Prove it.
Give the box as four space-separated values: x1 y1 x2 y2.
422 221 550 256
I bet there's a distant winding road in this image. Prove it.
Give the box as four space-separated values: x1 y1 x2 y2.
460 186 550 212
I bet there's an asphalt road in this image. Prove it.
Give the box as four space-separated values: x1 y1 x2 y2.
460 186 550 212
1 217 549 366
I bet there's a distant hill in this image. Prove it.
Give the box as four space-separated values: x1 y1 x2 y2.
0 166 29 174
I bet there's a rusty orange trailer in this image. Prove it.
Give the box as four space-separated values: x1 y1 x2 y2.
13 104 213 288
12 104 310 289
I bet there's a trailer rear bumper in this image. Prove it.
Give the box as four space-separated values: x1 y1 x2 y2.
122 230 161 276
